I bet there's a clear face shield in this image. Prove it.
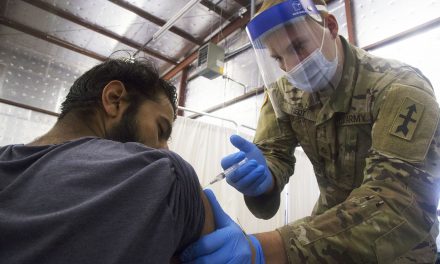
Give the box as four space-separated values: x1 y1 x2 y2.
246 0 338 117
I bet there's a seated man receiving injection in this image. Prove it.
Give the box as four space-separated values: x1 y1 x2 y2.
0 58 219 263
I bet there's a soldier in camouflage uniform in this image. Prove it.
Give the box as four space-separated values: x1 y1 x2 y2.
180 0 440 263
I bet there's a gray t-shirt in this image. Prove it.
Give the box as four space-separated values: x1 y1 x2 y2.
0 137 205 263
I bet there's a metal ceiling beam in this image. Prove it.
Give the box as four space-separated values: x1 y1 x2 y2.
108 0 204 46
177 67 190 116
344 0 356 45
0 97 60 117
0 16 107 61
162 7 254 80
363 17 440 51
200 0 233 21
20 0 177 65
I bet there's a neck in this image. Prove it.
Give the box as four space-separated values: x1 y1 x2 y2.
330 36 344 90
318 36 344 100
28 112 104 146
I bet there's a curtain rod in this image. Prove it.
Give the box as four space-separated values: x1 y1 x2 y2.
178 106 256 133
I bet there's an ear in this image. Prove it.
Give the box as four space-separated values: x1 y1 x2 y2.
325 14 339 39
101 80 128 118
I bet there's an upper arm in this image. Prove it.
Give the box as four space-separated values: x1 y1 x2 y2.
200 190 215 236
371 83 439 164
170 189 214 264
164 151 216 257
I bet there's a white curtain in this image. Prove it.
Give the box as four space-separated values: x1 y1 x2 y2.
287 149 320 222
169 116 286 233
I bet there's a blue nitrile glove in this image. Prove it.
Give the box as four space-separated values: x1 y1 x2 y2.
180 189 265 264
221 135 273 196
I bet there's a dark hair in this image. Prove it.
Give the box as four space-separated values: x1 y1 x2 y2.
59 58 177 119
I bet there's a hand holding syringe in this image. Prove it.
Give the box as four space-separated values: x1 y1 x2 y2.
214 135 273 196
205 158 249 187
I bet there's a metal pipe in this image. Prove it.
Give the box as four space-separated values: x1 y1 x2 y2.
251 0 255 19
0 96 253 132
0 97 60 117
224 42 252 60
153 0 202 42
363 17 440 51
134 0 202 57
241 124 256 131
108 0 203 45
178 106 240 133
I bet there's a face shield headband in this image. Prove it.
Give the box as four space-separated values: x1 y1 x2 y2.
247 0 324 43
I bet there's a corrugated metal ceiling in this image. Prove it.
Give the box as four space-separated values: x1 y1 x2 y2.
0 0 255 74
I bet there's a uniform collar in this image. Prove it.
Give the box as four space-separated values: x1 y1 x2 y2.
315 36 359 125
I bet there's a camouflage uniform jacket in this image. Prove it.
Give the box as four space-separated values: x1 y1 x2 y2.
250 37 440 263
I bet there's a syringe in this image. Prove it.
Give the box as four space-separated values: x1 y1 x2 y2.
207 157 249 186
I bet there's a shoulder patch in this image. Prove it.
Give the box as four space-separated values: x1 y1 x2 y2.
372 84 439 162
389 97 424 141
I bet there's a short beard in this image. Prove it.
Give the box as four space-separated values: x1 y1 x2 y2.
105 100 141 143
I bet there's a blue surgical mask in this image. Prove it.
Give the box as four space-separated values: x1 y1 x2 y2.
285 42 338 93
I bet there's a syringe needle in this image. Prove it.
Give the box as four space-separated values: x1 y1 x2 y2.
209 172 225 185
204 158 248 188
